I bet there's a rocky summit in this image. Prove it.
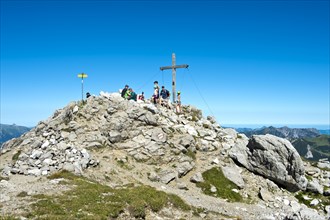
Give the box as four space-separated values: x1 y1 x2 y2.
0 92 329 220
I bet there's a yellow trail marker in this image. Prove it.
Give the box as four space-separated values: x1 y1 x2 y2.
78 73 88 101
78 73 88 78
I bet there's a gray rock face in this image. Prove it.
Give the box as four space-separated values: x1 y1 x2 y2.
307 179 324 194
190 172 204 183
228 134 250 168
248 135 307 191
230 134 307 192
159 170 177 184
221 164 245 189
259 188 274 202
176 161 194 177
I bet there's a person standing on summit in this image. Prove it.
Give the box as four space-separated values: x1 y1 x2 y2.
176 91 182 114
152 81 160 104
160 86 170 107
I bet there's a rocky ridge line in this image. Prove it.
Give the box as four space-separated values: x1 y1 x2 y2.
0 92 329 219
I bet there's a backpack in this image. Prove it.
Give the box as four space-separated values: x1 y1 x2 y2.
166 90 170 97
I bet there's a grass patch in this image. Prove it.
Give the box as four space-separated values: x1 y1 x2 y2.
196 167 243 202
0 216 19 220
185 149 196 160
12 150 21 162
295 191 330 210
47 169 79 180
27 170 190 219
17 191 28 197
116 158 133 170
305 175 313 181
319 167 330 172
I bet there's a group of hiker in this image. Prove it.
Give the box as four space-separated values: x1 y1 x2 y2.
120 81 181 113
120 85 143 101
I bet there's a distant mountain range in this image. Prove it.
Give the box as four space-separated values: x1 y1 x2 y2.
291 135 330 162
234 126 320 140
232 126 329 161
0 124 31 147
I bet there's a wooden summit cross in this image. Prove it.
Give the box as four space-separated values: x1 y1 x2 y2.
160 53 189 103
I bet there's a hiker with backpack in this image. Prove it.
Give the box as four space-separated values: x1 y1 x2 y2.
160 86 171 108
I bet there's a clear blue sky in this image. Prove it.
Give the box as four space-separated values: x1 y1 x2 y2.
1 0 329 128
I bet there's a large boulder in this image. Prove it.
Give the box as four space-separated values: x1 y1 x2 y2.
247 135 307 191
230 134 307 192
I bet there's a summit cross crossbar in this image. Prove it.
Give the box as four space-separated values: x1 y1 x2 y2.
160 53 189 103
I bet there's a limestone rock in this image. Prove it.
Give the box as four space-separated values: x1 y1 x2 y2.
190 172 204 183
176 161 194 177
159 170 176 184
307 179 324 194
151 128 167 143
231 134 307 192
258 188 274 202
221 164 245 189
228 134 250 168
210 185 217 193
317 162 330 170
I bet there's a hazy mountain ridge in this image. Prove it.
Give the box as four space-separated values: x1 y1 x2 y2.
291 135 330 161
235 126 320 139
0 124 31 146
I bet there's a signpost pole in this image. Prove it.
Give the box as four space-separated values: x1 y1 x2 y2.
77 73 88 102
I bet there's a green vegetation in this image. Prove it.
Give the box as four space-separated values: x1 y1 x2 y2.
196 167 243 202
185 149 196 160
292 135 330 161
0 216 19 220
26 170 190 219
17 191 28 197
305 135 330 147
12 150 21 162
295 191 330 210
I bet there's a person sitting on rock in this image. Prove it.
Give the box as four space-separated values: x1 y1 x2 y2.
121 85 129 98
128 88 137 101
137 92 145 101
124 88 131 99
